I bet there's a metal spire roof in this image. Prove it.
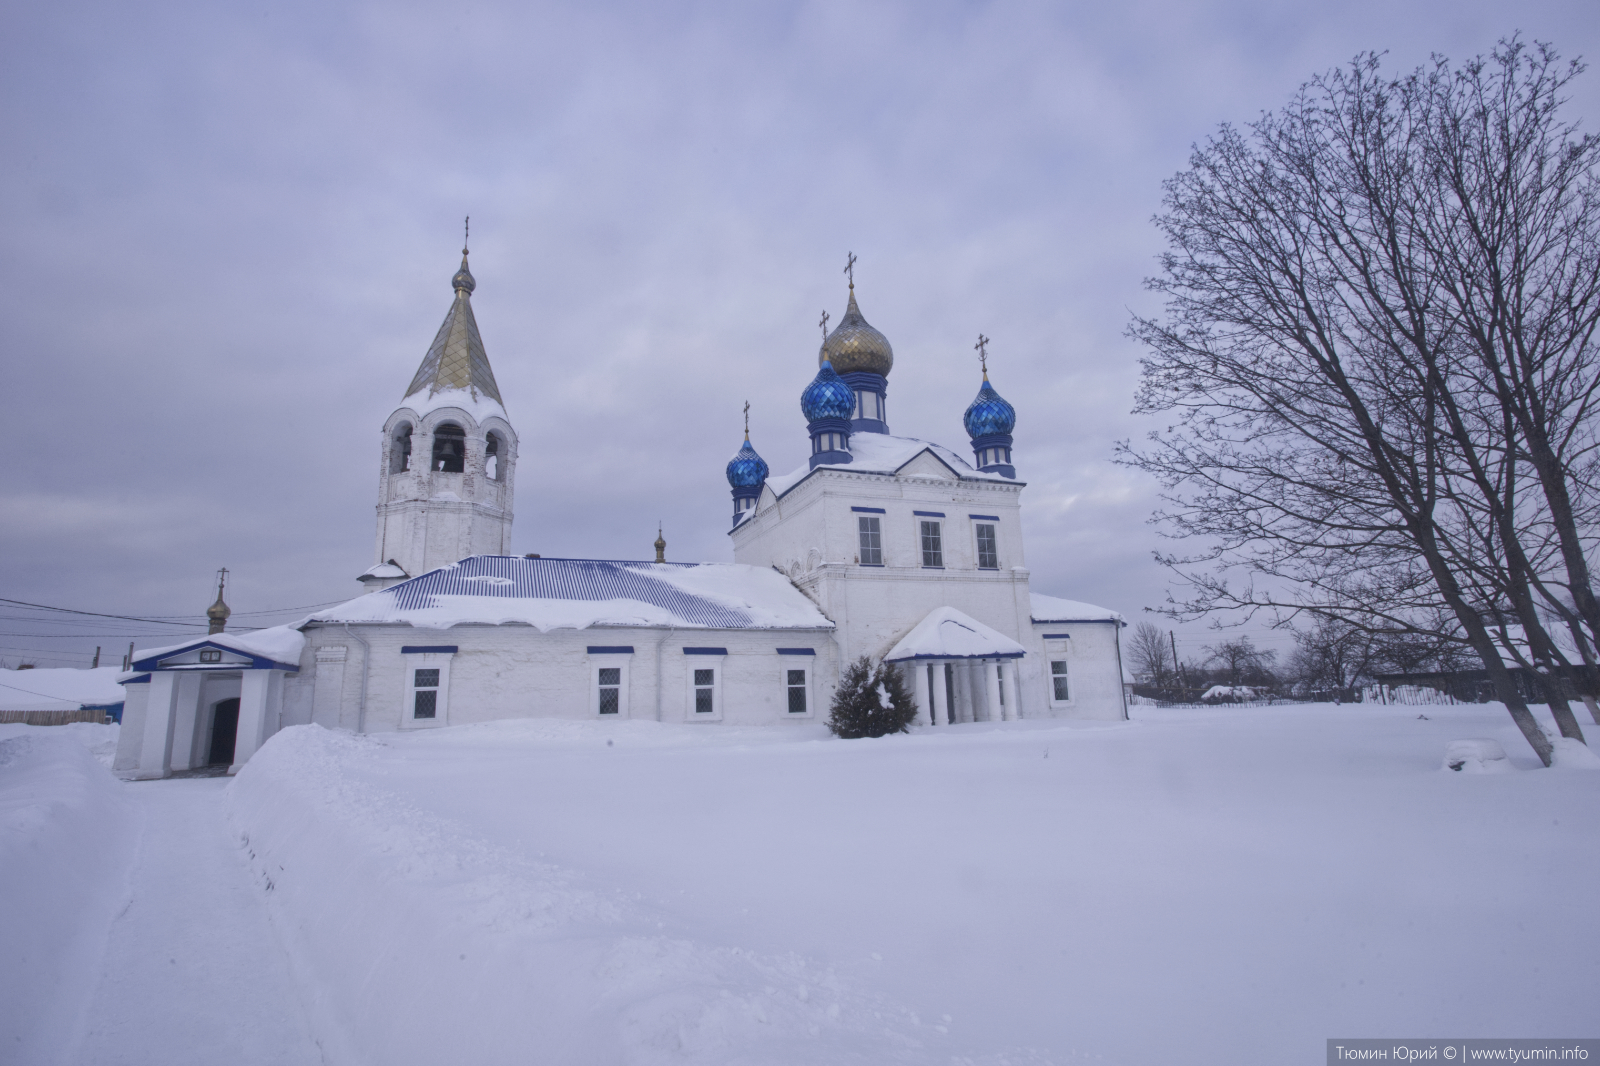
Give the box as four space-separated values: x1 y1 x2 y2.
404 251 504 405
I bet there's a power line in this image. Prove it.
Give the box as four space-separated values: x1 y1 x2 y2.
0 596 346 626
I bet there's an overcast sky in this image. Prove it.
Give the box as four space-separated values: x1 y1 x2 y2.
3 0 1597 668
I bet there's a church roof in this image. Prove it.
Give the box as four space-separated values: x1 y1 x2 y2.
307 555 834 632
884 607 1026 662
403 252 505 414
764 433 1018 499
1029 593 1123 624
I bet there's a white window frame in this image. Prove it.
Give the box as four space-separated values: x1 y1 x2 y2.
591 655 631 717
401 650 454 728
1044 641 1072 707
858 515 883 565
973 521 999 570
684 654 725 722
920 519 944 568
781 662 813 717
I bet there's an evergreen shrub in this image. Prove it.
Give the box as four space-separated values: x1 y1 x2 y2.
827 656 919 738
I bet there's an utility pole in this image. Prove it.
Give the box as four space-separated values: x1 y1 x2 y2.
1171 630 1186 699
92 646 100 668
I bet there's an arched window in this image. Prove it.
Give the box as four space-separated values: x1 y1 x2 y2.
390 424 413 473
432 423 465 473
485 431 502 481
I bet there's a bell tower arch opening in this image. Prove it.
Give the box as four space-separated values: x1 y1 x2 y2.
432 423 466 472
389 423 413 473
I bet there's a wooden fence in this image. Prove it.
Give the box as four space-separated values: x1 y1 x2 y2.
0 709 110 726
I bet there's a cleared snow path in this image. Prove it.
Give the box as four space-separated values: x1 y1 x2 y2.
75 778 323 1066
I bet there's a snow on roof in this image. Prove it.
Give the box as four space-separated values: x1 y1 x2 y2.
0 667 127 711
398 386 509 427
884 606 1027 662
765 433 1013 498
1030 593 1124 624
307 556 834 632
360 561 409 579
131 625 307 671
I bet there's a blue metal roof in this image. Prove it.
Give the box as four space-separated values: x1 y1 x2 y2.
383 556 756 628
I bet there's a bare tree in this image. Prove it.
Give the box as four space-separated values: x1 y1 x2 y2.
1204 637 1276 688
1127 621 1176 691
1122 41 1599 763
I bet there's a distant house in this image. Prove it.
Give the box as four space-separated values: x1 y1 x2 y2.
0 667 126 725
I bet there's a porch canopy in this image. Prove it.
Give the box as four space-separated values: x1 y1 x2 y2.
884 606 1025 663
885 607 1024 727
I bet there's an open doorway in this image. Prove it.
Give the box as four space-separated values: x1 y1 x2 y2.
208 698 240 766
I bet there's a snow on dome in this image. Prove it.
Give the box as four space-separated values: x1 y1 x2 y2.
360 561 409 580
1029 593 1123 624
726 439 769 489
307 556 833 632
884 606 1026 662
765 432 1013 498
963 378 1016 438
800 361 856 423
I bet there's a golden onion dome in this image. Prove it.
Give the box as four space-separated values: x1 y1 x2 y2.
820 287 894 377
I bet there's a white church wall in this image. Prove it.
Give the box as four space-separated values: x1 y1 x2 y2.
1024 621 1126 721
112 683 149 772
301 625 840 732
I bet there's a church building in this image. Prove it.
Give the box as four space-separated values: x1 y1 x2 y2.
115 246 1125 779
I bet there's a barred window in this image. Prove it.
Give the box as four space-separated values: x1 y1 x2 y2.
694 668 715 714
975 523 998 569
413 669 441 719
1050 660 1070 702
598 667 621 715
858 516 882 565
787 669 807 714
920 520 943 567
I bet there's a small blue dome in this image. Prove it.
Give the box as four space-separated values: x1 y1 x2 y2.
801 361 855 422
963 378 1016 438
726 438 769 489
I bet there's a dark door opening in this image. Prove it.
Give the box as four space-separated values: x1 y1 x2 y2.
209 698 240 766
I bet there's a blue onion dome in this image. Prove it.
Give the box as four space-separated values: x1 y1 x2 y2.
726 437 769 488
451 250 476 293
801 360 856 421
820 287 894 376
964 376 1017 438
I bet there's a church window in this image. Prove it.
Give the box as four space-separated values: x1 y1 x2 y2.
432 423 466 473
597 667 621 714
975 524 999 569
858 516 882 565
1050 660 1070 703
786 668 808 714
390 424 413 473
485 431 502 481
920 521 943 567
413 668 440 718
694 669 715 714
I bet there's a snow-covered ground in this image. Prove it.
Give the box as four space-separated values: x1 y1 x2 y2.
4 704 1597 1065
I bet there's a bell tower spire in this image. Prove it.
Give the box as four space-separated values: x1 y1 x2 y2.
365 237 520 589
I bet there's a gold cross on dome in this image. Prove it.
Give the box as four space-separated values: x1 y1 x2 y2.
463 216 470 255
216 567 229 592
975 334 990 375
743 400 750 438
843 251 856 287
819 309 830 340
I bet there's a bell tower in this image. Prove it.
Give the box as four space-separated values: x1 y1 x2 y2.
361 238 519 589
